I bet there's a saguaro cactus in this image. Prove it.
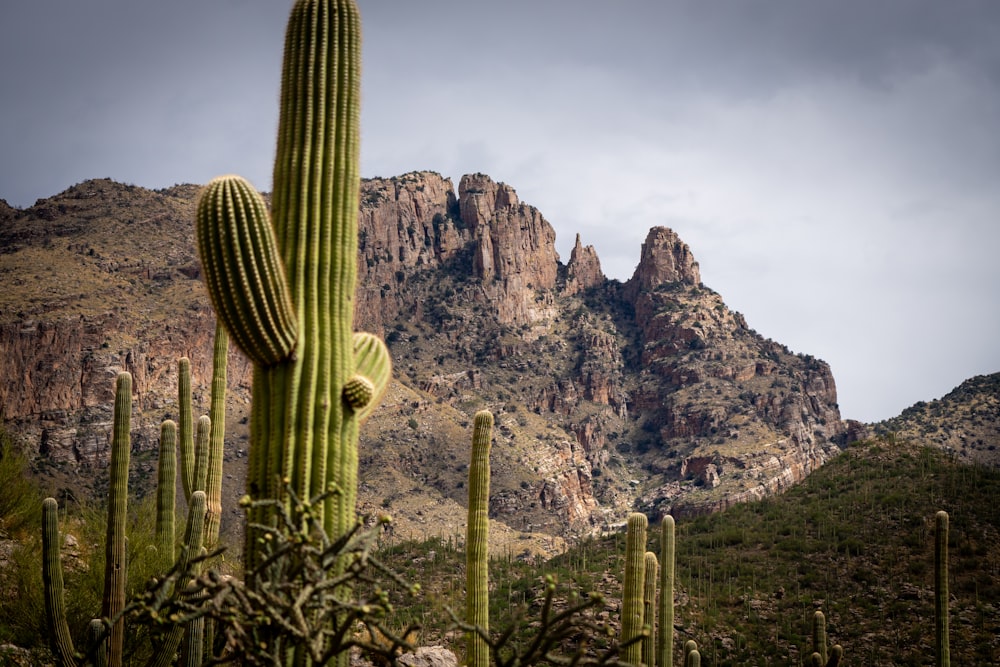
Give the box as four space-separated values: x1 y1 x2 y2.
178 357 195 503
156 419 178 567
642 551 659 667
812 610 827 665
204 321 229 548
42 498 76 667
658 516 675 667
196 0 389 574
622 512 648 665
935 510 950 667
466 410 493 667
102 371 131 667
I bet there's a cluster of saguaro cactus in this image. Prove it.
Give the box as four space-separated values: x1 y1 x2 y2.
194 0 390 577
41 372 210 667
616 513 845 667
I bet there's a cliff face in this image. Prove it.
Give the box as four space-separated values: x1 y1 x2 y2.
1 172 847 543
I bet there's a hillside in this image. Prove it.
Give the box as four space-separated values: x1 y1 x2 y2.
875 372 1000 466
3 173 848 549
375 439 1000 665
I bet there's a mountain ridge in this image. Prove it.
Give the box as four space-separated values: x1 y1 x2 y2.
3 172 852 548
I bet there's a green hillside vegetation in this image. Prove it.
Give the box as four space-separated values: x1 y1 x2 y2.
372 438 999 666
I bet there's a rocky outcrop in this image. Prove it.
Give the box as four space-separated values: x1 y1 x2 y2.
624 226 700 300
564 234 605 295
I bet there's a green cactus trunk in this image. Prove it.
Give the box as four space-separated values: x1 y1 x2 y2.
156 419 178 567
178 357 195 503
658 516 675 667
102 371 131 667
642 551 658 667
466 410 493 667
196 0 389 577
622 512 648 665
204 321 228 548
935 510 950 667
41 497 77 667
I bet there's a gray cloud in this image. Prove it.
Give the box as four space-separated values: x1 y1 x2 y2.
2 0 998 423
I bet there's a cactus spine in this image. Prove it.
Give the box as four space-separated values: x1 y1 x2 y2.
195 0 390 573
102 371 131 667
622 512 648 665
178 357 195 502
658 516 675 667
156 419 178 567
935 510 950 667
642 551 659 667
466 410 493 667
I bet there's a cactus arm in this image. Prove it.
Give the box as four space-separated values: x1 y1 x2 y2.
156 420 178 567
658 516 675 667
102 371 131 667
41 497 79 667
196 177 297 366
642 551 658 667
205 321 229 548
621 512 648 665
193 415 211 494
178 357 195 503
684 648 700 667
466 410 493 667
935 510 950 667
826 644 843 667
351 332 392 423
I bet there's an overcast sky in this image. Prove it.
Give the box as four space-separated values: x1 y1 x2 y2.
2 0 998 424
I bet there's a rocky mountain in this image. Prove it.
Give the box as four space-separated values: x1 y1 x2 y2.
875 372 1000 466
0 172 851 551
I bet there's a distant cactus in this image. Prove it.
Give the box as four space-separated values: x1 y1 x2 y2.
683 640 699 667
204 321 228 548
642 551 659 667
658 516 675 667
935 510 950 667
621 512 648 665
812 610 827 664
156 419 178 567
466 410 493 667
178 357 194 502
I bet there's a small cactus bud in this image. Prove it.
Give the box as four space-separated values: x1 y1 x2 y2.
343 375 375 410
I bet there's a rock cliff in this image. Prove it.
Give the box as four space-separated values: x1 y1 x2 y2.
1 172 848 546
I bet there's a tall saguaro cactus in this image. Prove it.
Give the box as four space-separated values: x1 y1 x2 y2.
622 512 648 665
466 410 493 667
195 0 390 574
658 516 675 667
102 371 131 667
